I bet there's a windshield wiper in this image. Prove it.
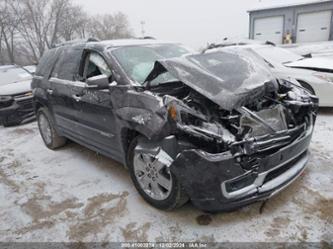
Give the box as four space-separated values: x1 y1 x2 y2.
145 79 180 89
202 43 240 54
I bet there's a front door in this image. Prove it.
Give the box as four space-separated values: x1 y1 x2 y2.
74 51 122 161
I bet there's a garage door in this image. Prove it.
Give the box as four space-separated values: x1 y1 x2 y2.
254 16 284 44
297 10 332 43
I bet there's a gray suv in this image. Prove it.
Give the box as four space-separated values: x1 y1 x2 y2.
32 39 318 212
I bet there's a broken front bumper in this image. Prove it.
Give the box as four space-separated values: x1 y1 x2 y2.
170 125 313 212
0 95 35 125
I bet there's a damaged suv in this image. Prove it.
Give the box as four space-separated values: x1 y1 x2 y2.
32 39 318 212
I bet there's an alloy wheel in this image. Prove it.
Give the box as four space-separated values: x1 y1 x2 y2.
133 150 173 201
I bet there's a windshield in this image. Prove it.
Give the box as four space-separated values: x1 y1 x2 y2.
111 44 191 84
253 46 303 65
0 66 32 86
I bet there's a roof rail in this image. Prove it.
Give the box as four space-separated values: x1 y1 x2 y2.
87 37 100 42
136 36 156 40
265 40 276 46
52 38 100 48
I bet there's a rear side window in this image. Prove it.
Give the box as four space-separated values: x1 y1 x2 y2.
52 46 84 81
35 49 60 77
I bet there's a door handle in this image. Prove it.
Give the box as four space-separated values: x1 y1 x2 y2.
72 94 82 102
46 89 53 95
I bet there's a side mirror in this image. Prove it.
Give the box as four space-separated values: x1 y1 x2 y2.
86 75 110 89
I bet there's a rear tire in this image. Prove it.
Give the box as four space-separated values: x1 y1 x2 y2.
37 107 67 150
127 136 188 210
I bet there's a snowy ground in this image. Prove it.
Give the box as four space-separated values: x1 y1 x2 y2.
0 110 332 243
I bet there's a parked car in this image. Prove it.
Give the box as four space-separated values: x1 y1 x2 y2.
0 65 35 126
32 39 318 212
23 65 36 75
209 42 333 107
280 41 333 58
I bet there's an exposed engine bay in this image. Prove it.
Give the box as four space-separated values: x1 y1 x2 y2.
148 78 317 171
116 47 320 212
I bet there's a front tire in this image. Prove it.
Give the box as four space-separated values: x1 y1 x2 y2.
37 107 67 150
127 136 188 210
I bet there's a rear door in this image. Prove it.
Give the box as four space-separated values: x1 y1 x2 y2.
254 16 284 44
296 10 332 43
49 45 85 137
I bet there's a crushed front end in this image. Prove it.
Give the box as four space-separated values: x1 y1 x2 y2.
116 48 318 211
149 79 318 212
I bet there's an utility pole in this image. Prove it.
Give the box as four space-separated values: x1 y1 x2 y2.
140 21 146 38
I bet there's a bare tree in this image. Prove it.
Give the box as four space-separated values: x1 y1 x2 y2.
88 12 133 40
9 0 71 60
0 0 20 63
0 0 133 65
58 4 88 41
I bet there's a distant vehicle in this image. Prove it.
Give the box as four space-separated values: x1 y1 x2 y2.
280 41 333 58
23 65 36 74
210 43 333 107
0 65 34 126
32 39 317 212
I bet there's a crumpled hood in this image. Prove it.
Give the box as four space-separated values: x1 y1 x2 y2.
146 48 278 111
285 57 333 72
0 79 32 96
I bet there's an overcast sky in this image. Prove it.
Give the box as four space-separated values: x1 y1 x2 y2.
73 0 321 49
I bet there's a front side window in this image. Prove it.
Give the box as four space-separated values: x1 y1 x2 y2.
111 44 191 84
85 52 112 80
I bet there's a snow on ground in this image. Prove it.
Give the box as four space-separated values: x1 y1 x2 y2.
0 110 332 243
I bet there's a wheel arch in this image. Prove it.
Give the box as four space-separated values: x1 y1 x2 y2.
120 127 147 167
297 79 316 95
33 99 48 114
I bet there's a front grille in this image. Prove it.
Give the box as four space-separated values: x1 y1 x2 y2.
16 97 33 112
17 98 32 105
254 125 306 155
263 151 307 184
13 92 32 98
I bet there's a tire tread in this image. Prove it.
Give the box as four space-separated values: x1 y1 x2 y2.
37 107 67 149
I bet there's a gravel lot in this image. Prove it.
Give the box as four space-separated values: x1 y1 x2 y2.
0 109 332 243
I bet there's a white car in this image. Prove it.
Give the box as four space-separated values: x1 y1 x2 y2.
0 65 34 126
218 44 333 107
281 41 333 58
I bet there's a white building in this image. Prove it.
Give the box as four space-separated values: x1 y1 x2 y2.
248 0 333 44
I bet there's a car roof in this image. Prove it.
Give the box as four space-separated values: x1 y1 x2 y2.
93 39 177 47
55 39 180 53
